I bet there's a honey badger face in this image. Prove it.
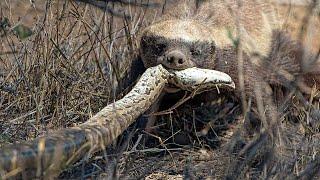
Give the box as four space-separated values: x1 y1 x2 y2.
140 20 215 70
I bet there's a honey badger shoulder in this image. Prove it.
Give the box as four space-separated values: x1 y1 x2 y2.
139 0 319 97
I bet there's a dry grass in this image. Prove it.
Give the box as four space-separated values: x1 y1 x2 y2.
0 0 320 179
0 0 152 142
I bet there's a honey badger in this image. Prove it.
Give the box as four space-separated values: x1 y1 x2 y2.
140 0 320 103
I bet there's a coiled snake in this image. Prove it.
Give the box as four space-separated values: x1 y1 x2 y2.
0 65 235 179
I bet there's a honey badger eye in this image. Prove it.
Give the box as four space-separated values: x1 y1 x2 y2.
190 43 203 56
191 42 215 56
190 48 201 56
153 43 167 55
155 43 166 51
210 43 216 53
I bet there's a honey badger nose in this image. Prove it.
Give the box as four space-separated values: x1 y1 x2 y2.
163 50 187 69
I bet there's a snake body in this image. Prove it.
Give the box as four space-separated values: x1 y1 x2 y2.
0 65 234 178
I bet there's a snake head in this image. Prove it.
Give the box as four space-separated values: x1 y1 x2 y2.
169 67 235 95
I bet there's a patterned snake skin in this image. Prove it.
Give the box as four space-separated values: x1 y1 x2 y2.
0 65 234 179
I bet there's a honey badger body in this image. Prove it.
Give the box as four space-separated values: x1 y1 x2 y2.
140 0 320 99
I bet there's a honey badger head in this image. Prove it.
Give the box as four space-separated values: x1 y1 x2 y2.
140 19 216 70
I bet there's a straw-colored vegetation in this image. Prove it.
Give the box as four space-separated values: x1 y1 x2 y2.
0 0 320 179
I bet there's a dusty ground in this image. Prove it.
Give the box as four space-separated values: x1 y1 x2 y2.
0 0 320 179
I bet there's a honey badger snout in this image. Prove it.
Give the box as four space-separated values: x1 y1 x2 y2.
160 50 193 69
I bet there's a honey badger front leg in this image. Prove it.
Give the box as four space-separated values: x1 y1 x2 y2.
143 92 164 132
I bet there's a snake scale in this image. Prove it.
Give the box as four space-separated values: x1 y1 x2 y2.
0 64 234 179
